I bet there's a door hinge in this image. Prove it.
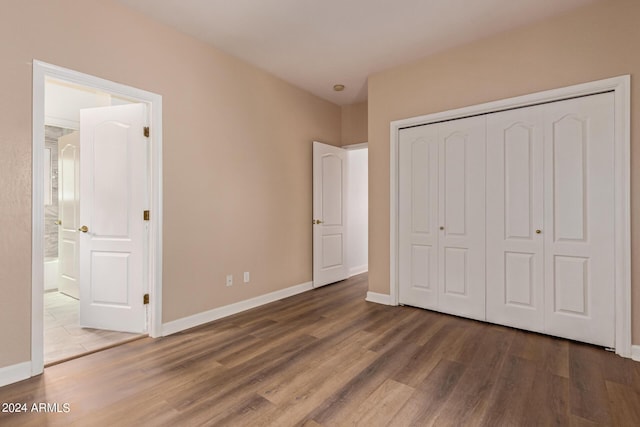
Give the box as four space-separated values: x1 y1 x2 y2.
143 126 150 138
143 210 150 221
143 293 150 305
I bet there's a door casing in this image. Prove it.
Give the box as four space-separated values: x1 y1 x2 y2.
389 75 631 358
31 60 163 376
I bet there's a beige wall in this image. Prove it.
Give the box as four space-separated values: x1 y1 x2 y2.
341 102 368 146
368 0 640 344
0 0 341 368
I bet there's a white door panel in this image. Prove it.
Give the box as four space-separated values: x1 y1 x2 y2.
437 116 485 320
313 141 348 287
79 104 147 333
486 106 545 331
58 131 80 299
543 93 615 347
398 126 439 308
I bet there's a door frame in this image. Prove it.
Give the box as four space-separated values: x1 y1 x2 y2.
389 75 631 358
31 60 163 375
343 142 369 277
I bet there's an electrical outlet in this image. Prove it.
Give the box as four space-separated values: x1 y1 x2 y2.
243 272 250 283
226 274 233 287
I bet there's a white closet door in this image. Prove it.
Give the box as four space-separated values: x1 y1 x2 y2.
486 106 545 331
437 116 486 320
398 125 439 309
543 92 615 347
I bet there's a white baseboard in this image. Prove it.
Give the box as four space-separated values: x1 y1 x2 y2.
162 281 314 336
0 361 31 388
349 265 368 277
632 345 640 362
366 291 393 306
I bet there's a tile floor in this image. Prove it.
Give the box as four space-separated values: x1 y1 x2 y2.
44 291 142 365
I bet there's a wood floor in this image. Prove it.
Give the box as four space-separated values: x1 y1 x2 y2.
1 273 639 426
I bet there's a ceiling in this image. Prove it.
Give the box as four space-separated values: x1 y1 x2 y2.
116 0 595 106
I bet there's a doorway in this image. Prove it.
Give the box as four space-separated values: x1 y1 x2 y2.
345 144 368 277
43 80 145 364
32 61 163 375
312 141 368 287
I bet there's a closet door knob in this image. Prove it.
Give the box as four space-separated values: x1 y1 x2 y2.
439 226 444 230
79 225 89 233
535 229 542 234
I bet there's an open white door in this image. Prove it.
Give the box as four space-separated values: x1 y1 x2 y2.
58 131 80 299
313 141 348 288
79 104 148 333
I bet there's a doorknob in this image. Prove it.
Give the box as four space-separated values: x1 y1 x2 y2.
78 225 89 233
56 219 62 225
535 229 542 234
313 219 323 225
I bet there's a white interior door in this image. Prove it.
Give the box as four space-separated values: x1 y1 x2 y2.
313 141 348 288
486 106 545 331
398 126 439 309
543 93 615 347
58 131 80 299
79 104 148 333
437 117 486 320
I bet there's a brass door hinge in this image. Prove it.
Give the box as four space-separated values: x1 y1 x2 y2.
143 210 150 221
143 293 150 305
143 126 150 138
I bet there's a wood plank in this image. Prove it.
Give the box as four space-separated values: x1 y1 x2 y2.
479 355 539 426
260 350 380 426
392 323 466 388
393 358 466 426
304 341 423 425
605 380 640 426
346 379 415 426
568 344 612 425
430 326 514 425
521 370 569 426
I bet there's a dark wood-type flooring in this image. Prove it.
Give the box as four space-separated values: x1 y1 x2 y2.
1 273 639 426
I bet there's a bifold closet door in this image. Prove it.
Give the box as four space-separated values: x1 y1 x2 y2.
486 106 545 332
437 117 486 320
398 125 439 309
398 116 485 320
542 93 615 347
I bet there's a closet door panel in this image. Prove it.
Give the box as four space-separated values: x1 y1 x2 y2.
543 92 615 347
437 116 485 320
486 107 544 331
398 126 439 309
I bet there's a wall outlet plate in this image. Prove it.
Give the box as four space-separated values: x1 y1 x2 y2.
226 274 233 286
243 272 250 283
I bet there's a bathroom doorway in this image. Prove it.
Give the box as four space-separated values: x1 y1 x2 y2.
32 61 163 372
43 79 142 364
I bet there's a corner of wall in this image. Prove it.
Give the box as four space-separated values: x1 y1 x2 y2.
341 101 368 146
